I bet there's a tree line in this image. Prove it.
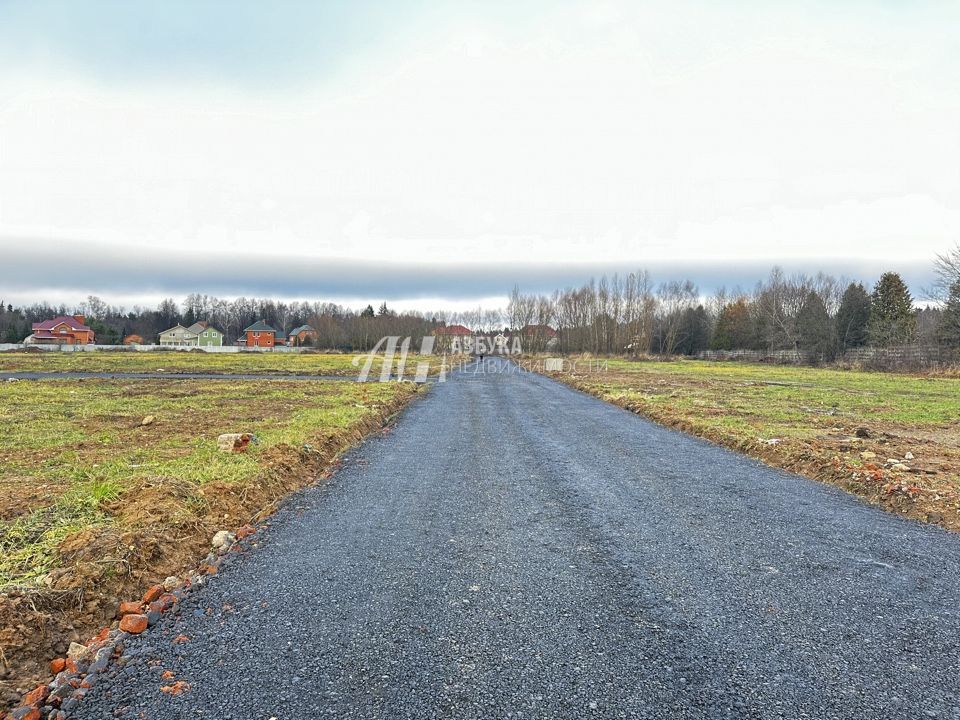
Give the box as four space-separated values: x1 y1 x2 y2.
1 244 958 362
508 243 960 362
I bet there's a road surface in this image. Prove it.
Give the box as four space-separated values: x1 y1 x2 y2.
74 357 960 719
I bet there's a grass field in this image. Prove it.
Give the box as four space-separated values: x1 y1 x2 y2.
0 377 421 696
0 350 449 377
547 358 960 530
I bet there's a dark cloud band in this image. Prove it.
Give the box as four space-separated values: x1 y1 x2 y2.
0 236 936 304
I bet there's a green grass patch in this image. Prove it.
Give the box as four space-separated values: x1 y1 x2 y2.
0 378 418 587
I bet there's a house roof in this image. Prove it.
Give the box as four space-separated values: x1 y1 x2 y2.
159 324 189 335
32 315 92 332
187 322 221 335
244 320 276 333
289 325 317 336
434 324 473 336
522 324 558 338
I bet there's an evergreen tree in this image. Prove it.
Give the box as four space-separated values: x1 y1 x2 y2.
711 299 754 350
868 272 916 347
937 280 960 349
675 305 710 355
360 304 375 318
797 291 836 364
835 282 871 350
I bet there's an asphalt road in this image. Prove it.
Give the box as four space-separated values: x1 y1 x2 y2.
74 356 960 719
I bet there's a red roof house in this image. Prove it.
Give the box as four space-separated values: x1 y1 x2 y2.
521 324 558 338
30 315 95 344
433 324 473 336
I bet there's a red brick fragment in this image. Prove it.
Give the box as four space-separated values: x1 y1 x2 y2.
119 601 143 616
142 584 165 603
160 680 190 696
119 613 148 634
50 658 67 674
23 684 49 707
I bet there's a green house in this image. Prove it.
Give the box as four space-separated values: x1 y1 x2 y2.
187 322 224 347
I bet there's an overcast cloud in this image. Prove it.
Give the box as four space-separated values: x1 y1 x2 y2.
0 0 956 309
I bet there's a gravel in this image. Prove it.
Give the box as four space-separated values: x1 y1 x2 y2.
72 357 960 719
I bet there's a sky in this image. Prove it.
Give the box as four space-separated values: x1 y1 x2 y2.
0 0 958 310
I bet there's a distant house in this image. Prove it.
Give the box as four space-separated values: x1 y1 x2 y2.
287 325 319 346
521 324 558 339
432 324 473 352
123 334 144 346
433 324 473 337
29 315 95 345
244 320 278 348
520 324 559 351
186 321 224 347
158 324 196 347
159 321 224 347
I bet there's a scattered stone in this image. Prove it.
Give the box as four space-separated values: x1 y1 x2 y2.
10 706 41 720
87 648 111 675
162 575 180 591
891 463 911 472
855 427 871 438
59 698 78 714
905 452 915 460
211 530 235 549
140 415 156 427
154 593 178 612
860 451 877 460
49 658 66 674
217 432 257 453
67 642 91 663
119 614 148 634
235 524 256 540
